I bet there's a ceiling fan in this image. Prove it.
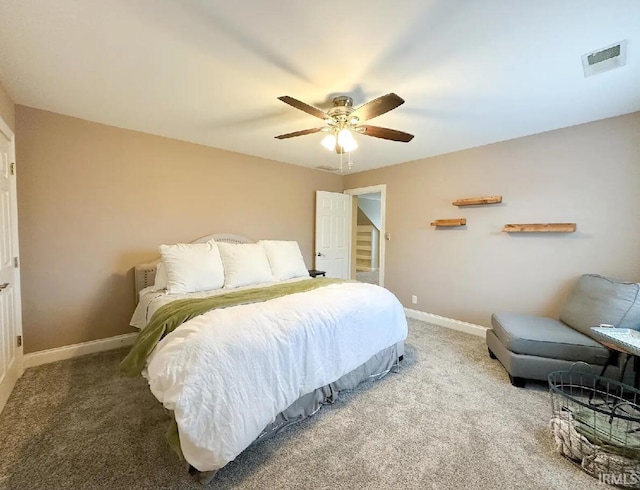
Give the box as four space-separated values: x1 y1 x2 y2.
275 93 414 154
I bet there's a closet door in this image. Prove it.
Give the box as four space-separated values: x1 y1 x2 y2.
0 119 23 415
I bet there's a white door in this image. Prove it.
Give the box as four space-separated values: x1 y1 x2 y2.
315 191 350 278
0 120 22 415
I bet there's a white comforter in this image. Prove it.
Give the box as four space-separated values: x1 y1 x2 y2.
145 281 407 472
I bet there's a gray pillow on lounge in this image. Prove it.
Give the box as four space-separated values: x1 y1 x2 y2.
559 274 640 338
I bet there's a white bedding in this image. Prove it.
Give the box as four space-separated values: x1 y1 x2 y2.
130 277 309 330
144 281 407 472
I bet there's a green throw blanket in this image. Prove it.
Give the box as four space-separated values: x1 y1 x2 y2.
120 278 343 376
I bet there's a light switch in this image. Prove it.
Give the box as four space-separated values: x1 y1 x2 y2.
385 232 391 241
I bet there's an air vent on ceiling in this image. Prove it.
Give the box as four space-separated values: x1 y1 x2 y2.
582 40 627 78
315 165 340 172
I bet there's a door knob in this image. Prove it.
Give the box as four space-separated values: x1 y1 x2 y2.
316 252 325 257
0 283 9 291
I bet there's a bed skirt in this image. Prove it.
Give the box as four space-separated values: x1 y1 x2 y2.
191 340 403 483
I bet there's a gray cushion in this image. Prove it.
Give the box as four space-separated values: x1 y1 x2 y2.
559 274 640 338
491 313 610 364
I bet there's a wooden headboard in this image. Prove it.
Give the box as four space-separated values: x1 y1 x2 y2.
133 234 253 297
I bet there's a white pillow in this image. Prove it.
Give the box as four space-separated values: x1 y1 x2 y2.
259 240 309 280
154 261 168 290
217 242 275 288
159 240 225 294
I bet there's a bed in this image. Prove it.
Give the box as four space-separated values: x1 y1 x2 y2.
123 233 407 483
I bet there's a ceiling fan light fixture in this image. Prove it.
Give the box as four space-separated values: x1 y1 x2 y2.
337 129 358 152
276 93 413 166
321 134 337 151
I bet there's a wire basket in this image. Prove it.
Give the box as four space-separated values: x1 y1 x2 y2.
549 363 640 487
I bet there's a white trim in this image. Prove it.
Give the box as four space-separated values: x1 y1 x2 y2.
8 121 22 378
344 184 386 287
347 194 352 278
21 312 484 369
23 333 138 369
404 308 488 338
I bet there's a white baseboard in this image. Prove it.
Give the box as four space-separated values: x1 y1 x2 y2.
21 312 483 368
404 308 488 338
24 333 138 369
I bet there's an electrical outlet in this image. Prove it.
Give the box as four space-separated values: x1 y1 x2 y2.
411 295 417 304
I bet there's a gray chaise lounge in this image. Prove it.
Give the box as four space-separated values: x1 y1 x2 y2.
486 274 640 387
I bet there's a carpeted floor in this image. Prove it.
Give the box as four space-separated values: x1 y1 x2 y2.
0 319 606 489
355 270 379 285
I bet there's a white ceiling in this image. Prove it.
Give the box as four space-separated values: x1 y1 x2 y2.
0 0 638 174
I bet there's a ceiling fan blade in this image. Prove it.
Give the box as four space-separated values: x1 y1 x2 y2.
350 93 405 122
359 125 414 142
275 127 324 139
278 96 328 120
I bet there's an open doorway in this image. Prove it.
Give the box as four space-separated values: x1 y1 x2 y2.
354 193 381 284
344 185 386 287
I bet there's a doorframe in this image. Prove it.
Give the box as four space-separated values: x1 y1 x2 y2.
344 184 386 287
0 114 24 415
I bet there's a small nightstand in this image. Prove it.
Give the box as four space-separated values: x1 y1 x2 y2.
308 269 326 278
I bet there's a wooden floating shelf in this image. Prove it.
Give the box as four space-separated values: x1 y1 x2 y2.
502 223 576 233
453 195 502 207
431 218 467 227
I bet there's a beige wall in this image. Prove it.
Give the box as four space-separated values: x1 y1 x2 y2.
345 112 640 327
16 106 342 353
0 79 15 132
14 104 640 352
